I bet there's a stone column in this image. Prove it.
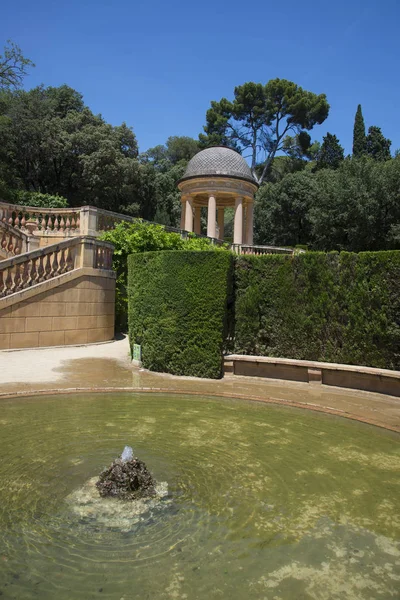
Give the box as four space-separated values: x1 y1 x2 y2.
207 195 217 238
180 200 186 230
185 197 193 232
194 207 201 234
233 196 243 245
246 201 254 246
217 208 224 240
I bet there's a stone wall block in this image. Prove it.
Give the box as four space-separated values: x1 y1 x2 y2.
0 317 26 334
25 316 53 332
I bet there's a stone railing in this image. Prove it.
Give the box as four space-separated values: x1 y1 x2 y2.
232 244 296 255
0 201 222 242
0 201 81 235
0 236 114 298
0 221 30 258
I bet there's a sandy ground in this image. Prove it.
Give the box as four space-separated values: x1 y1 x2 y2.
0 336 399 432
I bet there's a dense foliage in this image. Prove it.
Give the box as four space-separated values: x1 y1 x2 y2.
100 220 226 329
234 251 400 370
255 156 400 252
128 251 233 378
6 190 68 208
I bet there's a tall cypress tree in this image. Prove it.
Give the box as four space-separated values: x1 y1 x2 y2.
353 104 366 157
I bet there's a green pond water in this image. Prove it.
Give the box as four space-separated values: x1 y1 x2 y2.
0 392 399 600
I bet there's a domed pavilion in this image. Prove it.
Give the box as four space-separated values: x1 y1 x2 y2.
177 147 258 246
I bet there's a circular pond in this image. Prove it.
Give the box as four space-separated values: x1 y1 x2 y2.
0 392 399 599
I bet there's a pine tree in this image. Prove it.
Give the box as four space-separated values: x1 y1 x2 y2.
353 104 366 157
316 133 344 170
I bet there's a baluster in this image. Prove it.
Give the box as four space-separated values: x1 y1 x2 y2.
66 247 74 271
59 216 65 232
21 262 30 288
14 214 20 229
44 253 52 279
59 248 66 274
37 255 45 282
30 258 38 285
1 230 6 252
0 269 4 296
34 215 39 231
65 215 71 230
39 214 46 231
13 263 22 291
51 250 59 277
70 215 76 231
15 238 22 256
5 267 13 295
76 214 80 232
7 234 14 255
20 214 26 229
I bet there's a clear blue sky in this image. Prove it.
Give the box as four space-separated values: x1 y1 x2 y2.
2 0 399 155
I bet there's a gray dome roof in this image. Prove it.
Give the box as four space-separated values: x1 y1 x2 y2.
180 147 256 184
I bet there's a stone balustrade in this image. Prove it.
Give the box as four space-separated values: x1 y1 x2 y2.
0 201 81 235
0 221 30 257
0 200 290 255
0 236 114 298
232 244 295 255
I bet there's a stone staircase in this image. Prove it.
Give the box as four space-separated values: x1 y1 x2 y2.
0 201 118 350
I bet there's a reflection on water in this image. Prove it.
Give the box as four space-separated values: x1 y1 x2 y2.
0 392 399 599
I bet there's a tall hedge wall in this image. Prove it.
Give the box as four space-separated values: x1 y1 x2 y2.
128 251 233 378
234 251 400 370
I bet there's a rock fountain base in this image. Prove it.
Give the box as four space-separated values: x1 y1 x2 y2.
96 446 157 501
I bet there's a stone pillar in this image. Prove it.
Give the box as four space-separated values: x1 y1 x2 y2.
217 208 224 240
234 196 243 245
194 207 201 234
180 200 186 230
185 197 193 232
246 201 254 246
79 206 98 236
207 195 217 238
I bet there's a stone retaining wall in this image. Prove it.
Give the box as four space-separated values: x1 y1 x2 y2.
0 268 115 350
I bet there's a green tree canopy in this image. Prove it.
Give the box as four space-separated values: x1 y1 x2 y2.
0 84 141 212
316 133 344 170
366 126 392 161
0 40 34 90
255 156 400 252
199 79 329 184
352 104 366 158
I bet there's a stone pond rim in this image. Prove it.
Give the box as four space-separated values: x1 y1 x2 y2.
178 146 259 186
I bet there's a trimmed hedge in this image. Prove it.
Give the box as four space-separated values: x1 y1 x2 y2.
128 251 233 378
234 251 400 370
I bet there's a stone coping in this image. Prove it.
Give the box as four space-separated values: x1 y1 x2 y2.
225 354 400 397
0 386 399 434
0 266 115 311
225 354 400 379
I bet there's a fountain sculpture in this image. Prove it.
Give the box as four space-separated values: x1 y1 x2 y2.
96 446 157 500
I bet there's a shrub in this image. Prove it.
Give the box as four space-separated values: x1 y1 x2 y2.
128 251 233 378
12 191 68 208
234 251 400 369
101 220 227 330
